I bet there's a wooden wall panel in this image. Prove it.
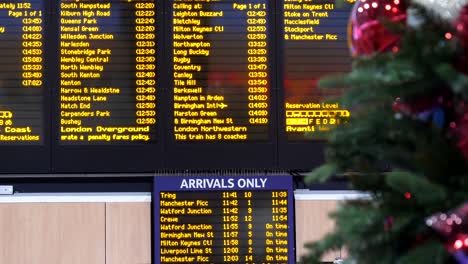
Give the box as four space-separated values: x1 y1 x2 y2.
295 200 343 262
0 203 105 264
105 202 151 264
0 198 343 264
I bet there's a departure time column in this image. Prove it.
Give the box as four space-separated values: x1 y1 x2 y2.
134 1 157 127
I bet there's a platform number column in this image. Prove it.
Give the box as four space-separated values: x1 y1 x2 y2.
244 191 254 262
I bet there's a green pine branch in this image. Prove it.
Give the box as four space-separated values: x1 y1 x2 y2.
302 2 468 263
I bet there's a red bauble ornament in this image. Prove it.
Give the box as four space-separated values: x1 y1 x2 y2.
454 5 468 74
348 0 407 56
404 192 412 199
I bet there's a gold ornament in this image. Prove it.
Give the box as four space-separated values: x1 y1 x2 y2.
411 0 468 22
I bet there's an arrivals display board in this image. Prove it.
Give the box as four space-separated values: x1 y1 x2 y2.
0 0 353 173
154 175 295 263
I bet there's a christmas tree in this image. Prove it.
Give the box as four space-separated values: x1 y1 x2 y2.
301 0 468 263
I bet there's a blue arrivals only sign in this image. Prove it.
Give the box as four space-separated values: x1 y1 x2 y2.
154 175 295 263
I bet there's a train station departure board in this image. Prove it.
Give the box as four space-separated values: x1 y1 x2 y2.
59 0 157 144
155 175 295 263
0 0 355 172
282 0 351 140
170 0 271 142
0 0 44 144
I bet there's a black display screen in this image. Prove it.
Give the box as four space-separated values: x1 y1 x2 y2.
154 175 295 263
0 0 353 173
283 0 351 140
170 0 271 142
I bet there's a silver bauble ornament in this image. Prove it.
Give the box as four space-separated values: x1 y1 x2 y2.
411 0 468 22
